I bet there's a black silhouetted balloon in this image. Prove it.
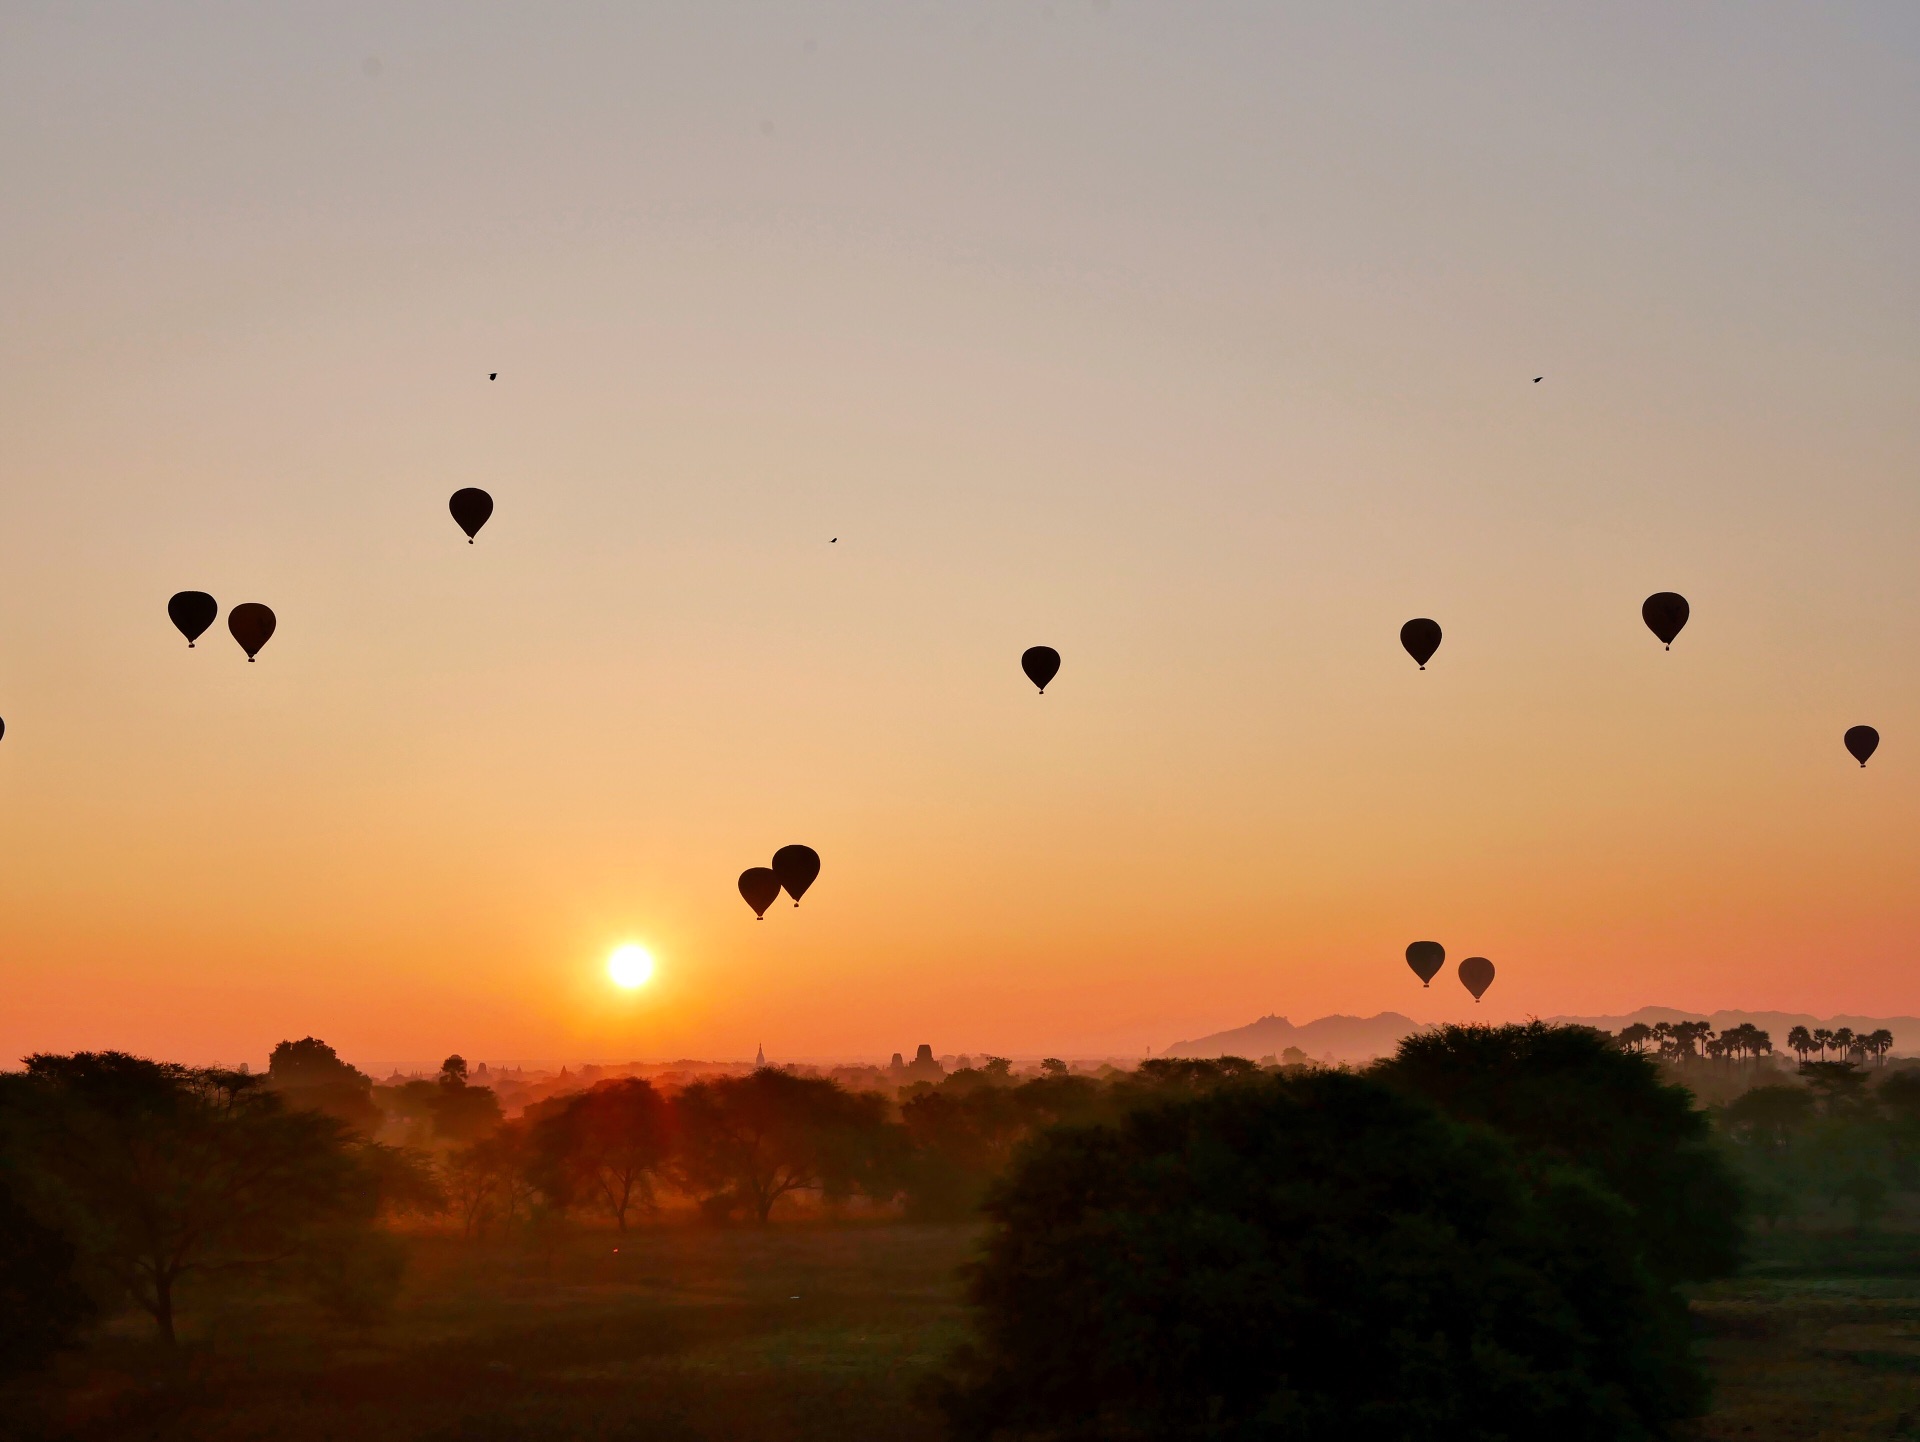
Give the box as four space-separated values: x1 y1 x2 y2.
1400 619 1442 670
449 488 494 543
1405 941 1445 987
228 603 276 662
1844 725 1880 768
772 845 821 907
739 867 781 920
1642 592 1689 649
1458 956 1495 1002
488 373 497 380
167 591 218 648
0 717 6 742
1022 646 1061 694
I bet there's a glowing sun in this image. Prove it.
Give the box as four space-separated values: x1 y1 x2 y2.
607 944 654 989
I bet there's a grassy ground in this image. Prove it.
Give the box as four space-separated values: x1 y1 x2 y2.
17 1224 1920 1440
10 1223 979 1442
1685 1233 1920 1441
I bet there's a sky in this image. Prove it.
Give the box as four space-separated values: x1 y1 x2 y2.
3 3 1919 1069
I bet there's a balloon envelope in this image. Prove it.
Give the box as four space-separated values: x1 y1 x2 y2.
167 591 218 647
738 867 781 919
1642 592 1689 648
1021 646 1061 693
1400 619 1442 669
1458 956 1495 1001
449 487 494 542
1845 725 1880 767
1405 941 1445 986
771 845 821 906
228 603 276 661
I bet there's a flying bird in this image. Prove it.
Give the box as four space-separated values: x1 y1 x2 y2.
1533 376 1542 383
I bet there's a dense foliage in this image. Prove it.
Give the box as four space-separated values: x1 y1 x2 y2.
1721 1062 1920 1229
938 1067 1705 1441
0 1175 95 1378
1375 1021 1744 1285
0 1052 401 1342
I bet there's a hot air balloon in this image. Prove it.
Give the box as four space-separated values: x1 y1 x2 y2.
1845 725 1880 768
1642 593 1689 649
167 592 218 648
1458 956 1495 1002
449 488 494 543
1022 646 1061 694
1400 619 1442 670
739 867 781 920
1405 941 1445 987
772 845 821 907
228 603 276 662
0 717 6 742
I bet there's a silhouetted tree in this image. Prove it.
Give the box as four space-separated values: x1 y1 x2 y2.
266 1037 380 1133
1720 1023 1772 1062
674 1069 892 1222
1722 1085 1814 1150
1616 1023 1654 1055
1787 1026 1814 1063
937 1069 1704 1441
1 1053 391 1343
445 1121 537 1239
527 1078 671 1230
429 1054 503 1143
1375 1023 1744 1286
1656 1020 1713 1060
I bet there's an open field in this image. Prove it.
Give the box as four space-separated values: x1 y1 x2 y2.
15 1225 1920 1441
8 1224 977 1442
1687 1235 1920 1442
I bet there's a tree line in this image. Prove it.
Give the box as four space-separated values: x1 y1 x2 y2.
13 1021 1912 1434
1609 1019 1895 1065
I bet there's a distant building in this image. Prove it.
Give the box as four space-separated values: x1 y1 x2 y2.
903 1043 943 1082
756 1042 766 1068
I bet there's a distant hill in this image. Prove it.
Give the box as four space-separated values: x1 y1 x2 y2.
1160 1013 1425 1063
1162 1007 1920 1063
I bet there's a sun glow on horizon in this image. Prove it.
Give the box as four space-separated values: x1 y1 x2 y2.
607 944 655 990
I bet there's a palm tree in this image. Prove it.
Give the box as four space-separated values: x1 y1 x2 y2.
1832 1027 1857 1063
1867 1029 1895 1065
1787 1026 1813 1062
1813 1028 1836 1061
1616 1023 1654 1055
1673 1021 1714 1059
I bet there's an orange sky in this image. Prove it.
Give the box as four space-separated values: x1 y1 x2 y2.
3 6 1919 1069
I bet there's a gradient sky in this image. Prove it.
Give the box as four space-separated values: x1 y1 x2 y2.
4 4 1919 1069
